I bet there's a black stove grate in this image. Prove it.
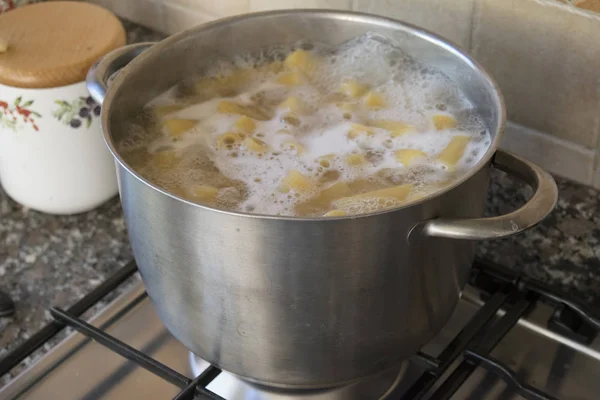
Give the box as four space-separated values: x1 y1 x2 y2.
0 260 138 378
1 258 599 400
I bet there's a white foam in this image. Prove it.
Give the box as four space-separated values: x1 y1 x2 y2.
123 33 491 216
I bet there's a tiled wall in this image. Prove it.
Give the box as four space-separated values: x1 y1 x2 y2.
89 0 600 188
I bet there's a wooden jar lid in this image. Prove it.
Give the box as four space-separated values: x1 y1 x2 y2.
0 1 126 88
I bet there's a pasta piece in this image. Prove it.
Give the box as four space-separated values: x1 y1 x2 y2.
388 131 407 138
282 114 301 127
163 119 198 137
152 104 187 118
257 61 284 75
194 69 253 97
337 102 356 112
187 185 219 202
433 114 457 130
319 182 351 202
410 181 451 201
347 123 374 139
352 123 374 133
347 178 379 193
122 148 149 170
279 97 307 114
347 130 359 140
345 154 366 166
356 184 413 200
323 209 347 217
277 71 303 86
333 184 413 214
338 184 413 202
318 169 341 184
221 69 254 86
296 182 351 214
363 91 385 109
284 49 315 73
167 186 187 198
153 150 180 169
433 180 452 189
280 170 314 193
243 137 269 153
368 120 415 137
395 149 427 165
218 100 245 115
216 132 244 148
194 62 276 98
282 140 305 155
407 192 428 202
217 100 270 121
437 136 470 167
340 80 368 98
193 78 221 96
333 197 397 215
234 116 256 134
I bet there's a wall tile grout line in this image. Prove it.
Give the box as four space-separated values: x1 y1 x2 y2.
467 0 480 53
93 0 600 188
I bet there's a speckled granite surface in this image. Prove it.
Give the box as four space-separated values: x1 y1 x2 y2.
478 171 600 308
0 20 165 383
2 19 600 386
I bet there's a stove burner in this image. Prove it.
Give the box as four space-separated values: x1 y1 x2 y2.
188 353 403 400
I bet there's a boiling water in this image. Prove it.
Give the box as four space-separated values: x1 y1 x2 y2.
118 33 491 217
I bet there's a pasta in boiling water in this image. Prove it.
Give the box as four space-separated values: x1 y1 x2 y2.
118 33 491 217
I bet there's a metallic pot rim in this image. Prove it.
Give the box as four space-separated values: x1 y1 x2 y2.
101 9 507 222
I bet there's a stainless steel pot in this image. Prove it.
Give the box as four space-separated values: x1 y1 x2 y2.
87 10 558 390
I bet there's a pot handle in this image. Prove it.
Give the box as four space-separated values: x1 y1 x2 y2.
413 150 558 240
86 42 156 105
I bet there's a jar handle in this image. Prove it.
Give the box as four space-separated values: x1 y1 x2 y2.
86 42 156 105
412 150 558 240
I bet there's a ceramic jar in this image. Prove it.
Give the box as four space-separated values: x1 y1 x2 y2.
0 1 126 214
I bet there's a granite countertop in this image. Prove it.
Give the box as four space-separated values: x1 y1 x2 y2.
2 19 600 383
0 20 166 382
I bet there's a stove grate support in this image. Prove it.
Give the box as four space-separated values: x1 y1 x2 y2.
50 305 224 400
0 260 138 377
2 258 600 400
402 286 512 399
425 296 539 400
464 351 558 400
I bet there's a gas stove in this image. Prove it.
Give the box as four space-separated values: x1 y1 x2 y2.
0 259 599 400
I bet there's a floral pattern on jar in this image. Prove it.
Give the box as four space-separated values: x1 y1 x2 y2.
0 97 41 131
0 95 103 132
53 96 101 129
